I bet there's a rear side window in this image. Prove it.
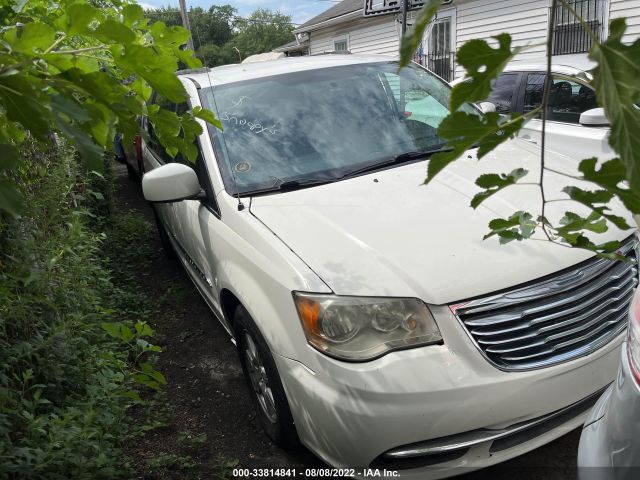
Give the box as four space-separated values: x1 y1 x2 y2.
488 73 520 114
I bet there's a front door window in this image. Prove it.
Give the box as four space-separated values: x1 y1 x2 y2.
488 73 521 115
523 74 598 124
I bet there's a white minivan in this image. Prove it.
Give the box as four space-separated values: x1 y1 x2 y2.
141 55 636 478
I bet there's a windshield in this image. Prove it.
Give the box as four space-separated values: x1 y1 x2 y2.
199 61 477 195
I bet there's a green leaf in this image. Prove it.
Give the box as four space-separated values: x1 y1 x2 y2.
562 186 632 230
94 19 136 45
101 322 122 339
425 112 524 184
59 3 98 35
398 0 443 69
484 211 538 244
451 34 523 111
149 22 191 48
3 22 56 53
112 44 186 103
0 143 20 170
192 106 222 129
134 321 154 337
121 390 143 403
0 178 23 217
559 234 624 260
122 4 145 28
51 94 92 123
176 48 202 70
471 168 528 209
589 19 640 194
0 75 50 140
133 374 160 390
120 326 134 342
556 211 608 239
577 158 640 214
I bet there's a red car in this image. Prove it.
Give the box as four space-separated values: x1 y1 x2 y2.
114 133 144 182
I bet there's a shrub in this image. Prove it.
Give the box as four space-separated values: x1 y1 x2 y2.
0 143 161 479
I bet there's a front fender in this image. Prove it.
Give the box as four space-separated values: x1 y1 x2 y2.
214 196 331 358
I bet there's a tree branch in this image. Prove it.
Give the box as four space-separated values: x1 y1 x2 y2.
51 45 108 55
539 0 558 242
44 34 67 54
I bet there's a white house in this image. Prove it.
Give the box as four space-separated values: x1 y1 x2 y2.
293 0 640 81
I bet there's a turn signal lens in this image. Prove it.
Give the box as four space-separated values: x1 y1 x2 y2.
293 293 442 361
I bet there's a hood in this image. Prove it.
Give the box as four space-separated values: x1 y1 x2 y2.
250 139 633 305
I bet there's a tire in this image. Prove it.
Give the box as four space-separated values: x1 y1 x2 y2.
151 207 175 258
234 305 298 449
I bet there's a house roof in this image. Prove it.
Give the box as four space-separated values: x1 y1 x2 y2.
273 39 309 53
296 0 363 32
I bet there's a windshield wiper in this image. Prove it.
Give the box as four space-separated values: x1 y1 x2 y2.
243 177 336 196
243 147 451 196
340 147 450 179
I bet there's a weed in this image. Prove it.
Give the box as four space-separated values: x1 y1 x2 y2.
147 453 196 471
179 430 208 447
0 145 162 479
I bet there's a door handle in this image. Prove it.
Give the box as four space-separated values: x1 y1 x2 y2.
521 135 538 145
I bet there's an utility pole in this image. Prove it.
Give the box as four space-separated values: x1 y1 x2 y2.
178 0 195 51
401 0 408 35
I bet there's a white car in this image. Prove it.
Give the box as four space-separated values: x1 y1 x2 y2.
140 55 636 478
452 59 614 161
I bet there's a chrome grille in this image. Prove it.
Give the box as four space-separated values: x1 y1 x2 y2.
454 239 638 371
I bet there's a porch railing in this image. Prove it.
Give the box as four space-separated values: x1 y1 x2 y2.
416 51 456 82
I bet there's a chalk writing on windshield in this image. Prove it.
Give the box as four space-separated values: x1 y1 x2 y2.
230 96 249 109
219 111 279 135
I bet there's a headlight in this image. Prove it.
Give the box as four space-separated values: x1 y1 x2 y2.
293 293 442 361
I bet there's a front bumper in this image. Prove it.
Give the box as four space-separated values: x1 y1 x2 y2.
578 342 640 480
277 305 624 479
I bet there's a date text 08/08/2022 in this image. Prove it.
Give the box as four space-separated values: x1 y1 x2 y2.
233 468 400 478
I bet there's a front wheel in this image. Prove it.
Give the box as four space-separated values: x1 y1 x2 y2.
234 305 298 449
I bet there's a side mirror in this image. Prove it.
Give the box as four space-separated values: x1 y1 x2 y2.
478 101 497 114
579 108 610 127
142 163 203 203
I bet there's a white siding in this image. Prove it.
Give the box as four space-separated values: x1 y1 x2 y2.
309 15 400 56
454 0 550 77
610 0 640 43
305 0 639 78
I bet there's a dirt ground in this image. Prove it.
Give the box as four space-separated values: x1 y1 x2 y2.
114 163 581 480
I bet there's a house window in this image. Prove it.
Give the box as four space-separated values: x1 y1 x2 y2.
552 0 605 55
333 35 349 52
